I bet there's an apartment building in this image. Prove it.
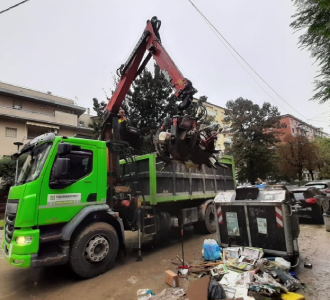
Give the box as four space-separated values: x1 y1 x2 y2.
202 101 232 152
0 81 94 158
278 114 328 141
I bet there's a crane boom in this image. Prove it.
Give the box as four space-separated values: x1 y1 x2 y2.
101 16 196 141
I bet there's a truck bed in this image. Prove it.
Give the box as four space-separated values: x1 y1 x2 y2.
121 153 235 205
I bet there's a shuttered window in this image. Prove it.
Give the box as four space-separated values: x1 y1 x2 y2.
5 127 17 138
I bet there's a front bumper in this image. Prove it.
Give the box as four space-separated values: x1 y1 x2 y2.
2 228 39 268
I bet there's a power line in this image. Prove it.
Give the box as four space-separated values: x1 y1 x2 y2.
0 0 30 15
187 0 308 120
307 111 327 121
199 11 289 114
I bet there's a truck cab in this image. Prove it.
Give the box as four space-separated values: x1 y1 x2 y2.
2 133 124 278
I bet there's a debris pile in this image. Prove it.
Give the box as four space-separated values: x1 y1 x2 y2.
135 240 306 299
184 242 305 299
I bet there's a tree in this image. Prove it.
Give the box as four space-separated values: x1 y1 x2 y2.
92 64 210 154
0 155 27 191
123 63 199 154
315 137 330 178
224 97 281 184
291 1 330 103
88 98 107 138
276 134 317 183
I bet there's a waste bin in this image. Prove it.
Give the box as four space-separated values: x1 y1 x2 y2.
214 187 300 260
323 213 330 232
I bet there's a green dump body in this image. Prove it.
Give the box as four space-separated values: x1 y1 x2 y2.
121 153 236 205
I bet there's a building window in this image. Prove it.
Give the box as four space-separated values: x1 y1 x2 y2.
5 127 17 138
27 128 47 139
292 128 294 133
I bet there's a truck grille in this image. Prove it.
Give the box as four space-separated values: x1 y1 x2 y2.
4 201 18 244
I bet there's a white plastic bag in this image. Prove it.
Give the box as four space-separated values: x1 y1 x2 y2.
203 239 221 261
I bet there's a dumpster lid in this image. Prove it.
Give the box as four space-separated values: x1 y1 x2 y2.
215 187 289 203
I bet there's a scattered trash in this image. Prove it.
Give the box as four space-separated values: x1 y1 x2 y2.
151 288 185 300
280 291 306 300
177 266 189 276
186 275 210 300
275 257 291 271
127 276 138 284
303 262 313 268
290 271 297 278
249 282 282 297
222 247 242 263
166 241 304 300
137 289 154 300
272 266 302 291
165 270 179 287
203 239 221 261
208 278 226 300
210 264 228 280
241 247 263 260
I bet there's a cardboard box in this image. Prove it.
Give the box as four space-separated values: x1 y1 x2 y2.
164 270 179 287
186 275 210 300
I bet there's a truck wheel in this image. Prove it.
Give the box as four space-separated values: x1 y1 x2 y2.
194 204 216 234
69 222 119 279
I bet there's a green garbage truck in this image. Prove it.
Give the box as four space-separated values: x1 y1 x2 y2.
2 133 235 278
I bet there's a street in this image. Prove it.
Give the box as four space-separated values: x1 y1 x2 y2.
0 224 329 300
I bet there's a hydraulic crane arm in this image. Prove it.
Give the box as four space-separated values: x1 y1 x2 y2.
102 16 196 140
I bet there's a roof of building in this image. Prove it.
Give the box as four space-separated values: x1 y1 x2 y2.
279 114 322 132
0 81 86 116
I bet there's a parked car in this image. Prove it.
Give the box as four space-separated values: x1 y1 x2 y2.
303 180 330 195
290 187 330 224
276 181 292 186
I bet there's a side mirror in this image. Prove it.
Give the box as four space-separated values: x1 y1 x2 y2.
54 158 70 179
58 143 72 156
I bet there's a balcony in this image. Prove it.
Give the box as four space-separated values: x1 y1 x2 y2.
0 105 78 126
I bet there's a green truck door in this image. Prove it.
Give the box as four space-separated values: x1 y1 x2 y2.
38 143 98 226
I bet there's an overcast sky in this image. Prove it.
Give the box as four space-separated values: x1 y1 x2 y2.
0 0 329 133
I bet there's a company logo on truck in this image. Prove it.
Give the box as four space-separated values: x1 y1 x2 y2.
47 193 81 205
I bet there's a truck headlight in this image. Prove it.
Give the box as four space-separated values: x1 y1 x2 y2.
16 236 33 245
13 259 24 265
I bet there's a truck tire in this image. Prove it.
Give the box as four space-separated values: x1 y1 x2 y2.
194 204 216 234
69 222 119 279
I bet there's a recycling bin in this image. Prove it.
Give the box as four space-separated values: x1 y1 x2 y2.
214 187 300 260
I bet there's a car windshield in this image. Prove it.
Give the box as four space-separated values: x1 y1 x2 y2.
17 143 52 185
305 183 327 189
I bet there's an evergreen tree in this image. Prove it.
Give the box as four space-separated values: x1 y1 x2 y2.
92 64 210 155
224 97 281 184
88 98 107 138
291 0 330 103
123 64 179 154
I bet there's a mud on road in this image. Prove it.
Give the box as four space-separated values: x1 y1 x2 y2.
0 224 329 300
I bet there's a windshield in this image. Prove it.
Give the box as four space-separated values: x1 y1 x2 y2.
17 143 52 185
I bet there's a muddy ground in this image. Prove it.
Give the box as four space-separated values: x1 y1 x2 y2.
0 223 329 300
